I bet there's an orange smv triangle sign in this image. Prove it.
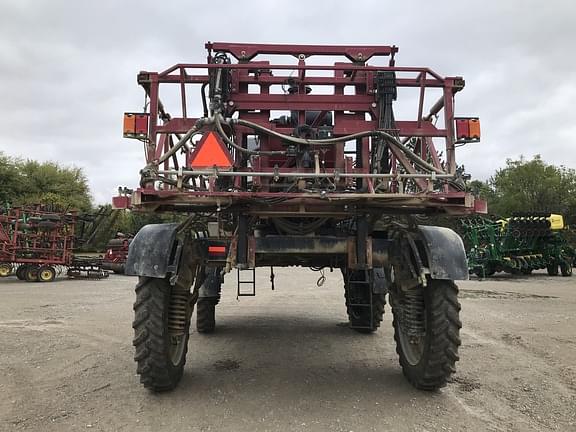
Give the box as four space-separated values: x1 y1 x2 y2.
188 131 234 170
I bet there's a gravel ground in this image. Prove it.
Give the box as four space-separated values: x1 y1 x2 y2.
0 269 575 431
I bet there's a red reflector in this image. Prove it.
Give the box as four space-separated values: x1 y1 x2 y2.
454 117 480 142
123 113 149 138
455 118 469 140
208 246 226 254
468 118 480 139
188 131 234 169
134 114 149 135
123 113 135 135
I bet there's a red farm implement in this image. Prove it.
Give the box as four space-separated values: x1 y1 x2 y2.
116 42 485 392
102 233 132 274
0 205 108 281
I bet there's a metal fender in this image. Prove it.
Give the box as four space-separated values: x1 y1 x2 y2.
418 225 469 281
125 223 180 277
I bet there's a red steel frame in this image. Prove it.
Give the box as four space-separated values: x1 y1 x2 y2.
118 42 484 215
0 206 76 267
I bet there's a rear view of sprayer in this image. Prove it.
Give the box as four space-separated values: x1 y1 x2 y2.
114 42 485 391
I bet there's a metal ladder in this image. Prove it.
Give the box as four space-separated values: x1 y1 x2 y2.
347 270 373 330
237 268 256 297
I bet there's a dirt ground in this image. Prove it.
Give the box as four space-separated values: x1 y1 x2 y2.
0 269 575 432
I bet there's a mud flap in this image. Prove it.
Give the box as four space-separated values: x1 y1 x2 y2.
418 225 468 281
373 267 388 293
125 223 181 278
198 268 223 298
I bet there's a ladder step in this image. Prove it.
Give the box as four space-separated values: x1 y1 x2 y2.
347 269 374 328
237 268 256 297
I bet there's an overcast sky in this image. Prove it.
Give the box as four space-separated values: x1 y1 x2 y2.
1 1 574 204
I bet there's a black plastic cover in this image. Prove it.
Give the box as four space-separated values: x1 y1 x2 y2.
418 225 469 281
125 223 179 278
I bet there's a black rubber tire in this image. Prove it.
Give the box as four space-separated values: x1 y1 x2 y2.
391 279 462 391
25 265 39 282
103 262 125 274
345 292 386 334
344 270 386 334
132 277 191 391
196 298 217 333
111 263 125 275
560 261 572 277
16 265 28 280
547 264 559 276
37 265 56 282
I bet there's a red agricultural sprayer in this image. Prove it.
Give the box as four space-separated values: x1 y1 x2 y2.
115 42 484 391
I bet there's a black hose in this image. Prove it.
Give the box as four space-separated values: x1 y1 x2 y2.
201 83 209 118
232 117 443 174
214 115 286 156
157 121 201 164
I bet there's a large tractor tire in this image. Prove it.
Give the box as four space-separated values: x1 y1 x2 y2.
343 269 386 334
390 279 461 391
132 277 193 391
113 266 125 275
196 298 217 333
196 267 222 334
16 265 28 280
546 263 559 276
25 265 39 282
560 261 573 277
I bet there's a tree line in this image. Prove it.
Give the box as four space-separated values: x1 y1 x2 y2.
0 152 161 250
0 153 91 212
468 155 576 224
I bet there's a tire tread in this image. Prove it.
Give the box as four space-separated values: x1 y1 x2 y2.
392 280 462 391
132 277 189 391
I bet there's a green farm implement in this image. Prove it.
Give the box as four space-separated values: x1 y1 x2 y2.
461 213 574 277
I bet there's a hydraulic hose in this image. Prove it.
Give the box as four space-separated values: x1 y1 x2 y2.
231 117 444 174
157 121 201 165
156 114 446 176
201 83 209 118
214 114 286 156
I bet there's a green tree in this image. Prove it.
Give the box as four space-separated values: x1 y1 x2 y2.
467 179 495 202
477 155 576 222
0 152 24 206
16 160 92 212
